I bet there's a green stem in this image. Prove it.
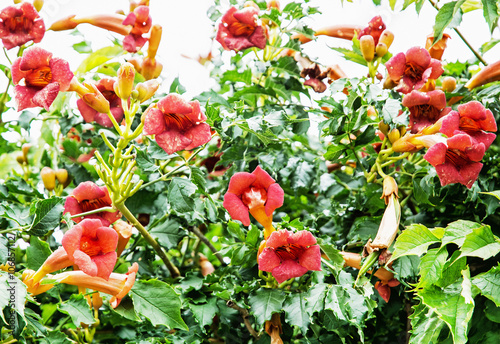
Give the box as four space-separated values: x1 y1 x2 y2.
115 203 180 278
355 251 380 286
187 226 226 266
70 207 117 219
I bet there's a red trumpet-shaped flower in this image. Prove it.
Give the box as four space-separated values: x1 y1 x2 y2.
63 181 121 226
402 90 450 133
12 46 73 111
62 218 118 280
440 101 497 149
0 2 45 50
76 78 124 128
216 6 267 51
385 47 443 94
424 132 486 189
122 5 151 53
258 230 321 284
143 93 212 155
223 166 284 238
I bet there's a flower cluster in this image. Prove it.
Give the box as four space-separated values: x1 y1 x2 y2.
0 2 45 50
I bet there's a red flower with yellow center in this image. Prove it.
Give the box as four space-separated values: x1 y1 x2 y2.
63 181 121 226
258 230 321 284
385 47 443 94
216 6 267 51
12 46 73 110
402 90 450 133
0 2 45 50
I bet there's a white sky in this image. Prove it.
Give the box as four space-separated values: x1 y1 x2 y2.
0 0 498 99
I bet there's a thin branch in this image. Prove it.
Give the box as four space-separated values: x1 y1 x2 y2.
226 301 259 340
188 226 226 266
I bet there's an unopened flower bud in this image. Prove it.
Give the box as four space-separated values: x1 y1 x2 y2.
441 76 456 92
360 35 375 62
380 176 398 205
13 0 22 4
16 155 26 165
33 0 44 11
82 83 110 114
48 15 79 31
22 144 31 160
244 1 260 10
267 0 280 10
134 80 159 103
383 76 397 89
375 42 388 57
114 62 135 100
378 121 389 136
127 58 142 73
55 169 68 185
141 58 163 80
388 128 400 143
378 30 394 49
41 167 56 191
397 125 407 137
147 24 162 60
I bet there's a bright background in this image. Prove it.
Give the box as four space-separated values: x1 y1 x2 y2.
0 0 498 101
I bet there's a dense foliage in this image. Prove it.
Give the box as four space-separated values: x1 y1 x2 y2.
1 0 500 343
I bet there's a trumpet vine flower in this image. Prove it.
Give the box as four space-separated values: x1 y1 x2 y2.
402 90 450 133
143 93 212 154
62 218 118 280
12 46 73 110
385 46 443 94
76 78 124 128
216 6 267 51
63 181 121 226
223 166 284 238
258 230 321 284
0 2 45 50
440 101 497 149
358 15 386 45
424 132 486 189
122 5 151 52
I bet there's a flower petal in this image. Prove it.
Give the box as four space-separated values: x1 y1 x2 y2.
143 108 166 135
457 101 486 121
158 93 193 115
385 52 406 81
402 90 430 108
72 181 106 202
423 142 447 166
478 109 497 132
223 192 251 226
271 259 308 284
288 230 317 247
92 251 118 280
264 183 284 216
227 172 256 195
32 82 60 111
63 196 83 222
265 230 291 249
96 226 119 253
405 47 431 69
435 163 465 187
183 123 212 151
155 129 192 155
19 46 52 70
298 245 322 271
14 85 37 110
73 250 98 276
258 247 281 272
252 166 275 189
439 112 460 137
49 57 74 92
458 162 483 189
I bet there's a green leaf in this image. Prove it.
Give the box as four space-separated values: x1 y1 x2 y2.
189 297 219 332
441 220 481 247
473 265 500 307
481 0 498 32
354 126 376 147
417 247 448 288
317 238 345 274
409 302 446 344
391 224 440 261
168 177 198 213
283 293 310 334
230 85 277 107
437 252 466 288
382 98 402 124
73 41 92 54
481 190 500 201
76 45 124 74
331 47 366 66
433 0 466 44
42 330 73 344
58 294 95 326
131 280 187 329
306 283 328 314
392 255 421 279
28 197 65 237
458 224 500 260
222 69 252 85
169 76 186 94
246 225 260 247
227 221 246 241
150 218 187 250
418 282 474 344
324 143 347 161
236 122 279 145
136 149 159 173
26 236 52 271
248 288 286 324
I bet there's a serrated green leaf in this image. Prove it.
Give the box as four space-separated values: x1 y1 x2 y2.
136 149 159 173
441 220 481 247
230 85 277 107
458 224 500 260
437 251 466 288
147 141 174 160
283 293 310 334
222 69 252 85
481 190 500 201
131 280 187 329
168 177 198 213
189 297 219 332
391 224 440 261
58 294 95 326
317 238 345 274
418 282 474 344
150 218 187 250
382 98 402 124
227 221 246 241
354 126 376 147
26 236 52 271
433 1 466 44
28 197 64 237
306 283 328 314
331 47 367 66
481 0 498 32
236 122 279 145
418 247 448 288
246 225 260 247
248 288 285 324
473 265 500 307
409 302 446 344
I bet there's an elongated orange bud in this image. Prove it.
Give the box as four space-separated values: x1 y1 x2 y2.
315 25 362 40
465 59 500 89
50 14 130 36
341 251 394 282
378 121 389 136
33 0 44 12
360 35 375 62
378 30 394 49
148 24 162 60
82 83 110 114
114 63 135 100
22 144 31 160
41 167 56 191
